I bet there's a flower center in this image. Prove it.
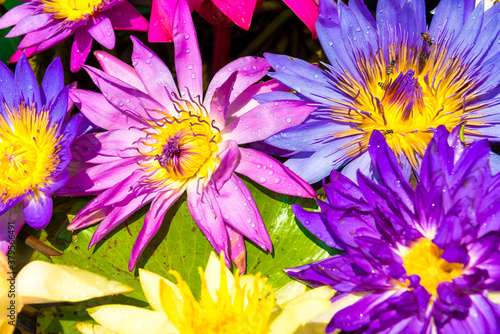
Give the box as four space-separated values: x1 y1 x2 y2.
330 37 482 167
140 100 220 187
0 104 61 204
402 239 463 296
42 0 108 22
164 260 276 334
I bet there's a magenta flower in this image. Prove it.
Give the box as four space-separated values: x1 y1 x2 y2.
149 0 319 42
61 0 315 271
0 0 148 72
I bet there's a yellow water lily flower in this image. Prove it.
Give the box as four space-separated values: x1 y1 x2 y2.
76 252 335 334
0 252 133 334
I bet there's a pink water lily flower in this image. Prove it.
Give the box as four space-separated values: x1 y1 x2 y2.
61 0 315 272
0 0 149 72
149 0 319 42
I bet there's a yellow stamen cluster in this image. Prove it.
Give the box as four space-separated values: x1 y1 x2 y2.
161 256 276 334
402 238 463 296
0 104 61 204
42 0 107 22
140 99 220 188
330 39 481 167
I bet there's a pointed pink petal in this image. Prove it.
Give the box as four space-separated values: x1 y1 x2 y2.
9 46 37 63
173 0 203 98
0 3 37 29
18 23 71 50
129 188 185 270
71 27 93 73
226 79 289 122
212 0 257 30
71 129 143 164
106 1 149 31
59 157 140 196
217 173 272 251
187 182 230 266
89 191 156 248
209 71 237 129
222 100 317 144
212 139 240 190
88 15 115 50
205 56 270 107
94 50 146 92
131 36 179 111
83 65 165 119
0 204 24 254
6 13 51 37
69 89 143 130
226 225 246 274
282 0 318 38
235 148 315 198
148 0 175 42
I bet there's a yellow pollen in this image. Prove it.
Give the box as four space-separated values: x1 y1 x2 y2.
0 104 61 204
402 239 463 296
331 39 482 167
140 100 220 188
42 0 107 22
162 255 276 334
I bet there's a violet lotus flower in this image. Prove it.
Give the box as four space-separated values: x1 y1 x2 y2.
149 0 319 42
0 55 82 253
60 0 315 272
0 0 148 72
288 125 500 333
262 0 500 184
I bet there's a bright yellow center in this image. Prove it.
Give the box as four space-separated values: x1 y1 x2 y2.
402 239 463 296
0 104 61 204
42 0 107 21
140 100 220 188
331 38 483 167
162 257 276 334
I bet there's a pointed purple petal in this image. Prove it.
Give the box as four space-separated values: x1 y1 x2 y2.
0 3 37 29
88 15 115 50
70 27 93 73
129 189 184 270
94 50 146 91
6 12 51 38
131 36 179 110
212 140 240 190
187 182 230 266
173 0 203 98
236 147 314 198
217 174 272 252
69 88 143 130
205 56 270 106
41 57 64 106
14 55 41 107
0 204 24 254
209 71 237 129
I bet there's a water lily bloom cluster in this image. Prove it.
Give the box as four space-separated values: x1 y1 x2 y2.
0 0 148 72
288 126 500 333
0 252 132 334
75 252 334 334
264 0 500 183
0 56 82 253
61 0 315 272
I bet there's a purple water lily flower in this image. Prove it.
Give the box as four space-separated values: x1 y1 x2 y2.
287 125 500 333
0 0 148 72
261 0 500 184
59 0 315 272
0 55 82 253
